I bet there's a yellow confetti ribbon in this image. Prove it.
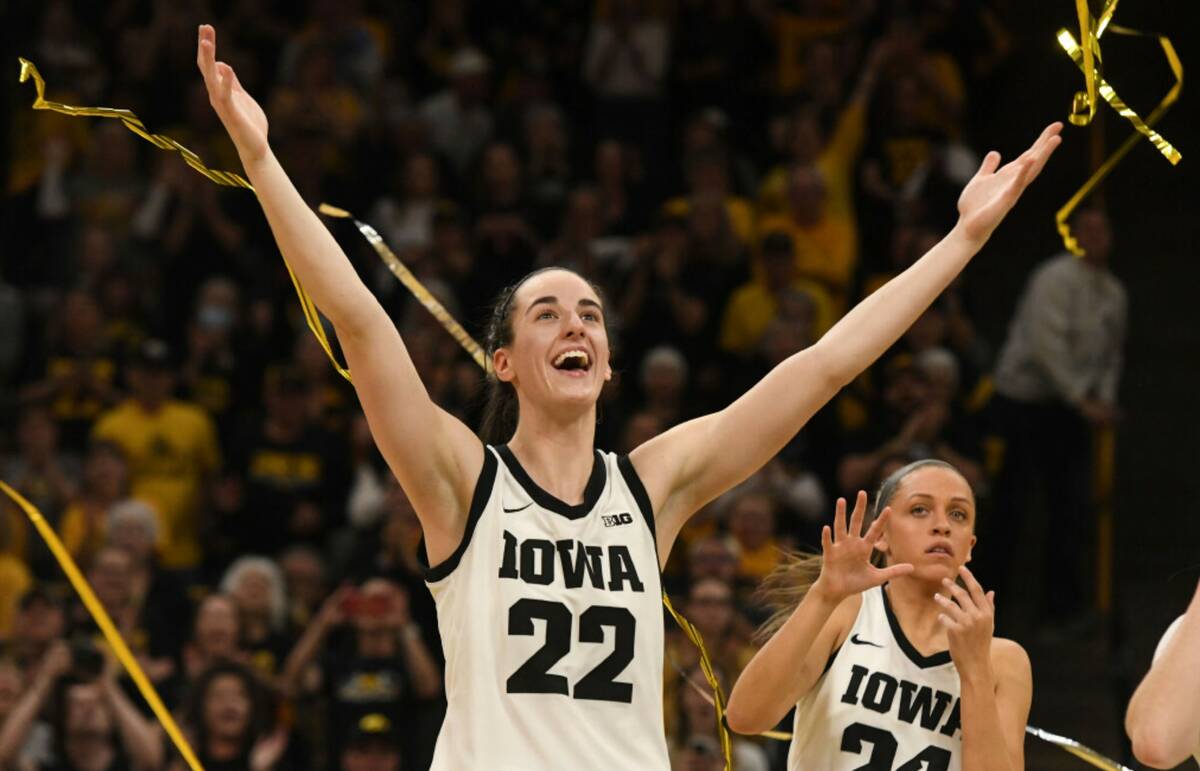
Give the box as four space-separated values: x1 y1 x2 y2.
16 57 350 381
1055 1 1183 255
317 204 490 372
0 482 205 771
663 593 734 769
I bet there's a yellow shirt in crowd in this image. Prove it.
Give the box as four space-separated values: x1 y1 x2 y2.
92 400 220 569
719 277 835 357
0 555 31 638
757 213 857 299
757 100 867 222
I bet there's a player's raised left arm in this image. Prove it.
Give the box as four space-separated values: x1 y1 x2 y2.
631 123 1061 554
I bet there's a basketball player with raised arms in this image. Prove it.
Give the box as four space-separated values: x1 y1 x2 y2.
726 460 1031 770
197 24 1058 770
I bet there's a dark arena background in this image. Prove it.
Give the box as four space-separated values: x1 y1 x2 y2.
1 1 1198 769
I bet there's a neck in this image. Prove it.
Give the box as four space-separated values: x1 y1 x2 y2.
884 577 948 649
134 396 164 413
66 736 113 771
207 735 243 761
507 410 597 505
243 614 271 641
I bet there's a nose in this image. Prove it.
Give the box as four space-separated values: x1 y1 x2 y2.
563 311 586 337
930 510 951 536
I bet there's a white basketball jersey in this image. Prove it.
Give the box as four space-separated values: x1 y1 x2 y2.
789 586 963 771
424 445 670 771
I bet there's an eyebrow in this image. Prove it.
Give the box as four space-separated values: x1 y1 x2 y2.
907 493 974 506
525 296 604 315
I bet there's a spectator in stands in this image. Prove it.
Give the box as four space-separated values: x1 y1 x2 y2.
20 291 119 452
185 594 244 684
668 663 768 771
3 406 78 533
220 557 291 680
838 354 984 494
338 714 401 771
9 588 67 673
220 368 349 557
419 48 493 176
283 579 440 767
181 660 304 771
57 442 130 568
0 641 164 771
984 206 1127 627
92 339 221 573
727 488 785 586
720 231 834 358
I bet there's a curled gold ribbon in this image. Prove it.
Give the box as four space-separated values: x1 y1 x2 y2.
17 57 350 382
1055 1 1183 255
0 482 206 771
317 204 490 373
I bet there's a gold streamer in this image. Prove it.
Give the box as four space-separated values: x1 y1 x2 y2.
1055 2 1183 254
1025 725 1133 770
0 482 206 771
17 57 350 382
317 205 490 372
663 592 734 770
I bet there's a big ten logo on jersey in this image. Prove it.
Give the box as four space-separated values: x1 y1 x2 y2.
836 664 960 771
601 512 633 527
497 530 648 704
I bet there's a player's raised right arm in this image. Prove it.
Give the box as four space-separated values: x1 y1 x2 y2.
197 25 481 554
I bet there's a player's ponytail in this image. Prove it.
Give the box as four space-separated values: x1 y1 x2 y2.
753 459 962 643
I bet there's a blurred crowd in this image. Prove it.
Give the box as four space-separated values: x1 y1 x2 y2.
0 1 1125 770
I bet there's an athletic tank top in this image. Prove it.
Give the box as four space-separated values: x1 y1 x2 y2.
424 445 670 770
788 586 963 771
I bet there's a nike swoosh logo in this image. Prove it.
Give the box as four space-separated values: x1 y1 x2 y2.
850 634 884 648
503 502 533 513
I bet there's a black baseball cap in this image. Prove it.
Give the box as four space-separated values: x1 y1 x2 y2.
347 714 400 750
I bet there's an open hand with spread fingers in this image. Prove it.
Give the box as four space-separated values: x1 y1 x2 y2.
934 565 996 673
956 122 1063 245
812 491 915 603
196 24 269 163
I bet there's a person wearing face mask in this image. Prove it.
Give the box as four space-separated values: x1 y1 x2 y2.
181 277 244 440
727 461 1031 770
196 22 1059 769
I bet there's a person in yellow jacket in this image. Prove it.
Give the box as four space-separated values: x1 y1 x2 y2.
92 339 220 571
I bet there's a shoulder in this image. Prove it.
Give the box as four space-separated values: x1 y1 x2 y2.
169 401 217 429
1153 615 1186 660
989 637 1032 684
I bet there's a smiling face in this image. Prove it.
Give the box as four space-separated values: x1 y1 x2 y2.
493 270 613 419
875 465 976 583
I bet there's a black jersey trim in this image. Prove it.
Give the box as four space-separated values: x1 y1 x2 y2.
881 585 952 669
496 444 605 520
617 455 656 545
420 447 498 583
